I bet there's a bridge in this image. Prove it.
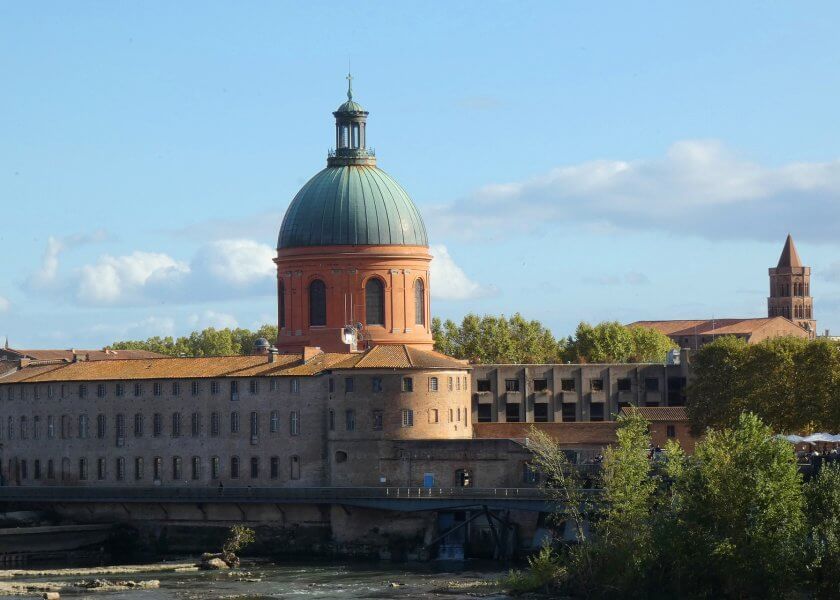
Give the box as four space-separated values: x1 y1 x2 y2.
0 485 599 513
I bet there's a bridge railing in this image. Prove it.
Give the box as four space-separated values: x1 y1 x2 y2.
0 485 601 503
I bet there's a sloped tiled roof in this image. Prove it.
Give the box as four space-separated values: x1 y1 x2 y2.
629 317 800 337
3 348 165 361
620 406 688 421
0 345 468 384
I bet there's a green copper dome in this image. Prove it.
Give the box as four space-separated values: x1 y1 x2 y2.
336 99 365 113
278 165 428 249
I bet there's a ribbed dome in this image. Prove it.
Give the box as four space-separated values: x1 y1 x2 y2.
278 165 428 249
336 99 365 113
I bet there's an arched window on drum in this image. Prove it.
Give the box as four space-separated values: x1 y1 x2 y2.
365 278 385 326
309 280 326 327
414 279 426 326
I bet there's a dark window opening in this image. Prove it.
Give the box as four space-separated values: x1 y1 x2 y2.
590 403 605 422
506 402 521 422
561 379 576 392
645 378 660 392
562 403 577 422
590 379 604 392
505 379 520 392
476 379 491 392
309 279 327 327
617 378 631 392
365 278 385 326
534 402 549 422
533 378 548 392
477 404 492 422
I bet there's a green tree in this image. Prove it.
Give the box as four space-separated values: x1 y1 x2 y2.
686 335 748 434
669 413 805 598
432 313 563 363
112 325 279 357
591 412 658 596
564 321 676 364
805 465 840 599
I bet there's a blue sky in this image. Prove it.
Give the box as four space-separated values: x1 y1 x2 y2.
3 2 840 347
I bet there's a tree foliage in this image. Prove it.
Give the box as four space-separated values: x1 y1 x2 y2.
112 325 278 358
432 315 675 364
516 413 811 599
688 336 840 433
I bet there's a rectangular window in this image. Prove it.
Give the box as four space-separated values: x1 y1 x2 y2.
250 411 259 440
230 411 240 434
153 457 162 481
590 403 605 422
33 459 41 480
270 410 279 433
153 382 162 397
590 379 604 392
249 379 258 395
192 456 201 480
78 415 89 438
456 377 461 391
115 414 125 445
33 415 40 439
645 378 660 392
563 403 577 421
429 377 439 392
506 402 521 422
402 377 414 392
290 456 300 480
534 402 549 422
345 409 355 431
47 459 55 479
667 425 676 438
668 377 687 406
97 457 106 480
290 411 300 436
250 456 259 479
172 457 182 480
211 456 220 479
153 413 163 437
134 457 144 481
372 410 383 430
191 381 200 396
79 458 88 481
429 408 439 423
270 379 278 392
79 384 88 398
270 456 279 479
533 379 548 392
401 409 414 427
372 377 383 393
47 384 54 398
477 404 492 422
134 383 142 397
448 376 454 391
191 412 201 437
617 378 631 392
290 378 300 394
328 409 335 431
20 416 28 439
505 379 520 392
476 379 491 392
172 382 181 396
230 380 239 401
230 457 240 479
561 379 576 392
211 412 220 436
96 383 105 398
134 413 143 437
115 383 124 397
211 381 220 395
47 416 55 439
20 460 27 480
345 377 354 393
97 414 106 439
33 386 40 400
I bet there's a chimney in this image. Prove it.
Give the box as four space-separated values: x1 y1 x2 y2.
18 358 31 368
303 346 323 363
267 348 279 363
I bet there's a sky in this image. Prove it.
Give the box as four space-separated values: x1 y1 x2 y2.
3 2 840 348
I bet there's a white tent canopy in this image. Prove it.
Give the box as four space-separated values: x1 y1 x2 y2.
777 433 840 444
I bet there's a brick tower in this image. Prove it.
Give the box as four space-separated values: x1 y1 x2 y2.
768 234 816 337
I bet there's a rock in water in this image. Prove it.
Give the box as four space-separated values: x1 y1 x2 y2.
201 557 230 570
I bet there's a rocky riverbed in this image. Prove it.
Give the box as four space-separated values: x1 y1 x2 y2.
0 560 512 599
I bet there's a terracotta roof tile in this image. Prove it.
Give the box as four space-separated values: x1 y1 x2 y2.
0 345 468 384
629 317 800 337
5 348 165 361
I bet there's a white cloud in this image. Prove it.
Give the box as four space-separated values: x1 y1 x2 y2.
0 296 10 313
187 310 239 330
77 252 189 304
430 245 494 301
27 230 109 289
192 239 275 286
429 140 840 242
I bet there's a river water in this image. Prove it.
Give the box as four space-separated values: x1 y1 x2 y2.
0 562 512 600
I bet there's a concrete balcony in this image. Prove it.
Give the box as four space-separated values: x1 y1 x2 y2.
589 391 606 403
644 391 662 405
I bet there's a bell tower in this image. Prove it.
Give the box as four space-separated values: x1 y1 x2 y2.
768 234 816 337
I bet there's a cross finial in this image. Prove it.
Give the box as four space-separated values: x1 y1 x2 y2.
346 71 353 101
